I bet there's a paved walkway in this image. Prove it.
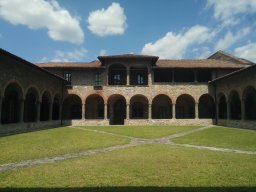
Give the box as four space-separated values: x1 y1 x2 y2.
0 125 255 172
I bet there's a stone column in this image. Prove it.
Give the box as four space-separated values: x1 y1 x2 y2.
194 70 198 83
0 97 2 124
19 99 24 123
148 68 152 86
195 102 199 119
104 104 108 119
148 104 152 119
48 102 52 121
172 71 175 83
126 104 130 119
127 67 130 85
241 99 245 120
82 103 85 120
36 102 41 122
227 100 231 120
172 103 176 119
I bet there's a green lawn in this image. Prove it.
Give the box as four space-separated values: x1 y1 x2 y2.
78 125 200 138
173 126 256 151
0 125 256 192
0 127 130 164
0 144 255 190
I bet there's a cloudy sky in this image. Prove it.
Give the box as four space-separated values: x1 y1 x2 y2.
0 0 256 62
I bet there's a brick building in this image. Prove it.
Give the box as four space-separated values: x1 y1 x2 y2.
0 48 255 135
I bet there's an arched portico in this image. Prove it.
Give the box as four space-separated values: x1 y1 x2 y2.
108 94 126 125
176 94 195 119
85 94 104 119
130 95 148 119
62 94 82 120
199 94 215 119
152 94 172 119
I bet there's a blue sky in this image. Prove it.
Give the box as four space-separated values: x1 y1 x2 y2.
0 0 256 63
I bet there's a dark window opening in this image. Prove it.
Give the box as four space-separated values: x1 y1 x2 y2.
62 95 82 120
95 73 101 86
130 95 148 119
24 92 37 122
130 68 148 85
108 64 127 85
174 70 194 82
154 69 172 82
85 95 104 119
52 96 60 120
40 92 50 121
197 70 212 82
132 102 144 118
64 72 72 83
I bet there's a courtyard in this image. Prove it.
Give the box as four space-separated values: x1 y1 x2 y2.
0 125 255 192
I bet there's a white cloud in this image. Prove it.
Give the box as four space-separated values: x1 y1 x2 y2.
192 47 211 59
214 27 251 50
141 25 216 59
87 2 127 36
0 0 84 44
41 48 87 62
207 0 256 26
234 43 256 62
99 49 107 56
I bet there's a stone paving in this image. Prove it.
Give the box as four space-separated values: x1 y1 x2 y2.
0 126 255 172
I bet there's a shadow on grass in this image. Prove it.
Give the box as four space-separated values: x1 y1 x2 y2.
0 187 256 192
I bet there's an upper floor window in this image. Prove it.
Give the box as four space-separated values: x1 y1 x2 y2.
95 73 102 86
108 64 127 85
130 67 148 85
64 72 72 83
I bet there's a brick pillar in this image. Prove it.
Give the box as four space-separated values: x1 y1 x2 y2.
19 99 24 123
36 102 41 122
172 103 176 119
49 102 53 121
227 100 231 120
127 67 130 85
126 104 130 119
241 99 245 120
104 104 108 119
148 104 152 119
82 103 85 120
0 97 2 124
195 102 199 119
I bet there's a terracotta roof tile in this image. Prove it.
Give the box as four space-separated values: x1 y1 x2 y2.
37 60 103 68
155 59 248 68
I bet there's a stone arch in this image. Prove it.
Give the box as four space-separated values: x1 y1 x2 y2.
243 86 256 120
3 79 24 99
218 93 227 119
52 94 61 120
152 94 172 119
40 91 51 121
62 94 82 120
85 92 107 104
130 94 148 119
85 94 104 119
108 63 127 85
108 94 126 125
176 94 195 119
24 87 39 122
199 94 215 119
229 90 241 120
1 82 24 124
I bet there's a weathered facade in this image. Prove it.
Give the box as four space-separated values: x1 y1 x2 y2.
0 48 255 135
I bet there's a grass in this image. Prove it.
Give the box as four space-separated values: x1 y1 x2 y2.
0 127 130 164
0 144 255 189
173 126 256 151
0 125 256 191
78 125 200 138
